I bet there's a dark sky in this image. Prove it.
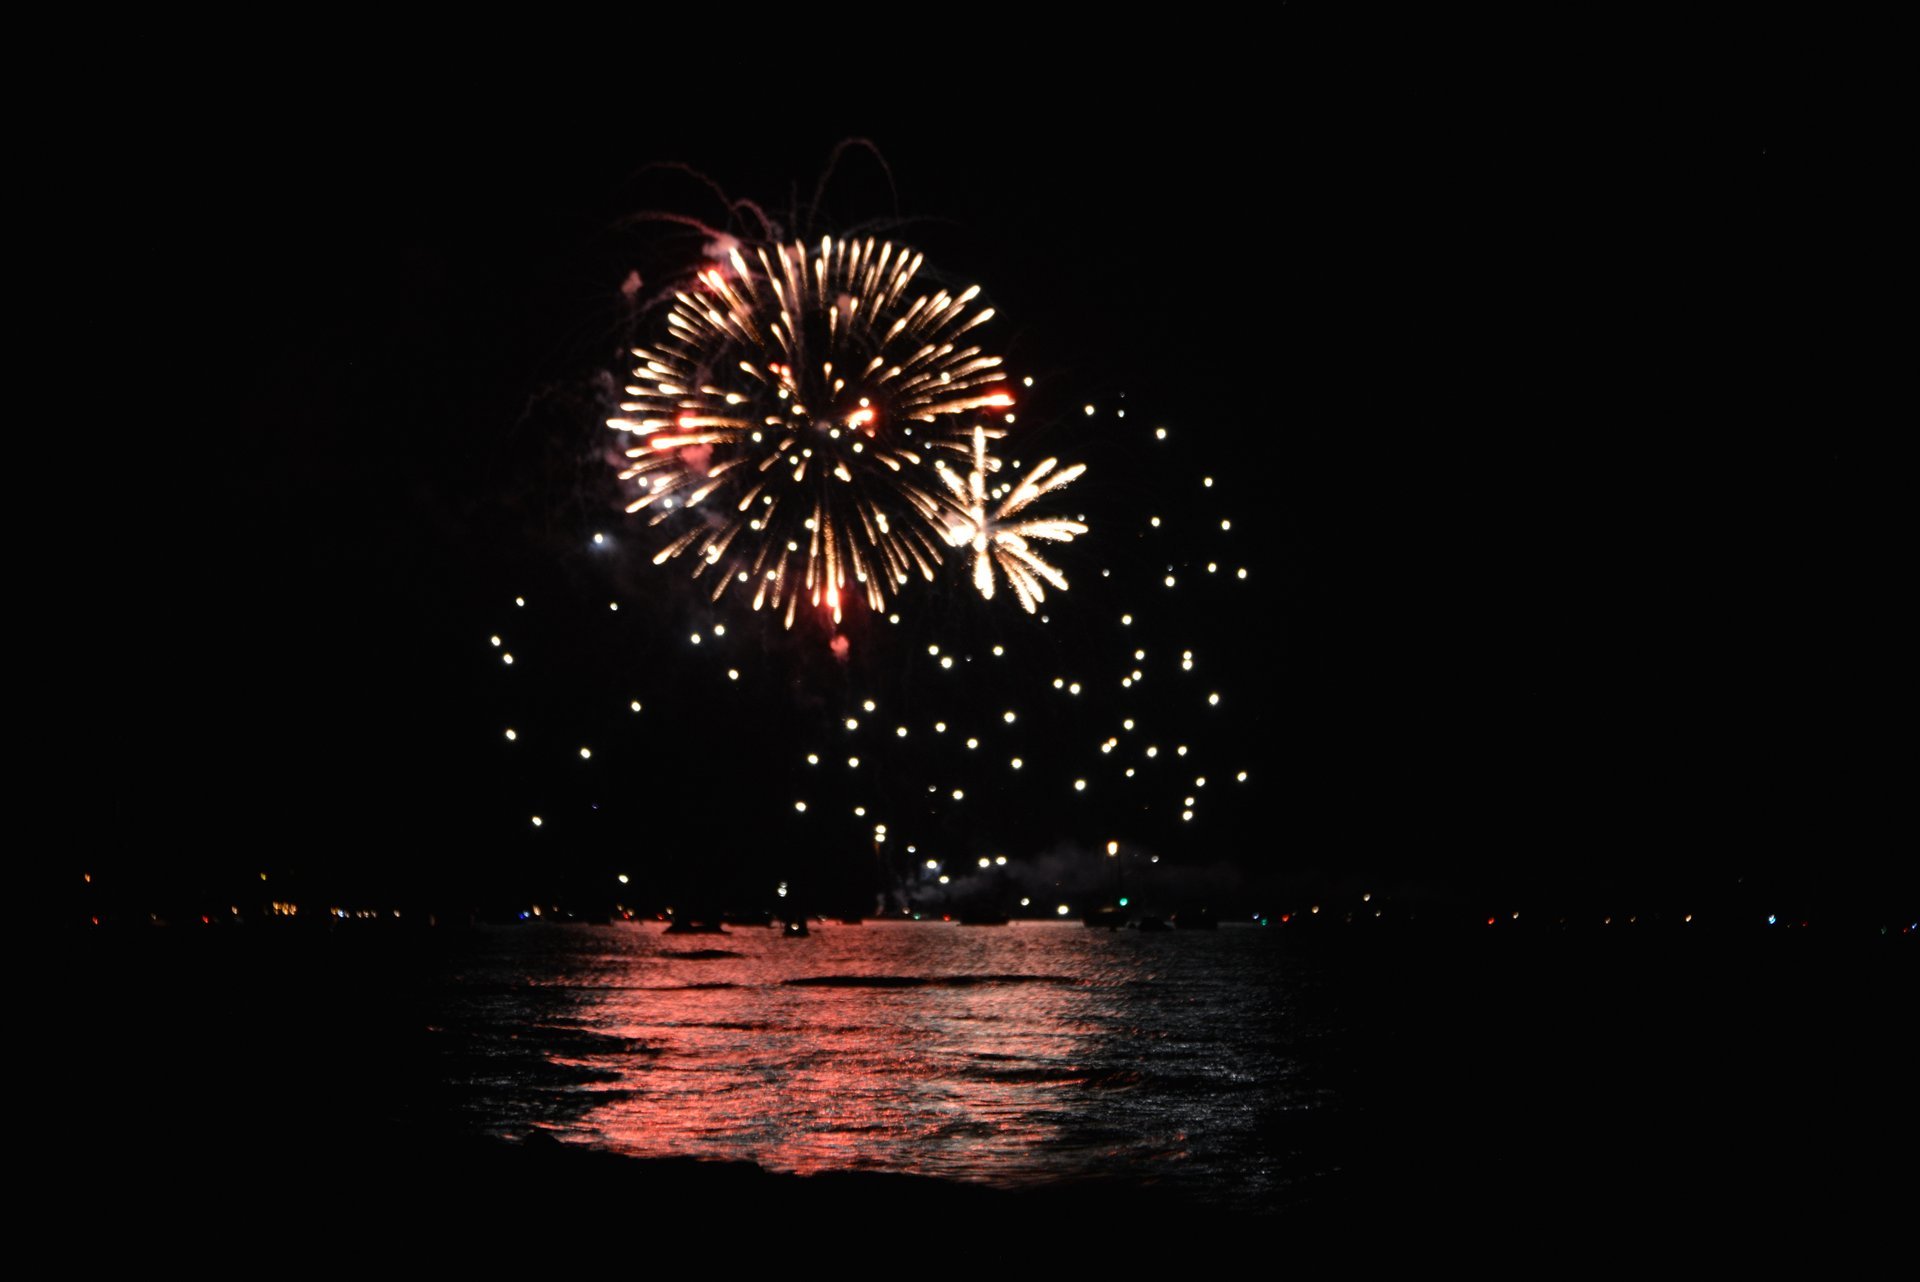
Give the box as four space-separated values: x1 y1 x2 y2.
73 73 1906 920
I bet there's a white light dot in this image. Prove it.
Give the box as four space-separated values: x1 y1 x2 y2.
1121 614 1133 626
992 645 1004 656
995 856 1007 866
630 700 642 712
1204 477 1214 487
579 747 591 759
1123 719 1135 731
514 597 525 607
1155 428 1167 441
1164 576 1176 588
593 533 605 545
806 754 819 765
1057 904 1071 916
713 625 726 636
1074 779 1086 791
1209 693 1220 706
863 699 877 712
1237 568 1248 580
848 757 860 768
1125 768 1136 777
939 875 950 884
952 789 965 800
489 635 501 647
1182 810 1193 822
617 874 629 885
846 718 859 731
1221 520 1231 531
728 669 739 681
690 633 701 645
795 801 807 812
1011 758 1023 770
531 816 542 827
940 656 953 669
896 726 908 738
1150 517 1161 528
504 729 517 741
1196 777 1207 787
1084 404 1095 416
935 722 947 733
1068 683 1081 696
966 738 978 750
609 602 618 612
1237 771 1249 782
502 654 514 665
1003 711 1016 724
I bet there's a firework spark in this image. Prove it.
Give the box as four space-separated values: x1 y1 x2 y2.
936 426 1087 613
611 237 1020 627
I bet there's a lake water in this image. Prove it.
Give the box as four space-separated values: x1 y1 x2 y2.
426 921 1335 1208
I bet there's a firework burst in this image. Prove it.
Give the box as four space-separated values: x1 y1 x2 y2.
611 236 1030 628
937 426 1087 613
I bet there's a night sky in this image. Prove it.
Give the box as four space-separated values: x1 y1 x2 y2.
75 79 1906 924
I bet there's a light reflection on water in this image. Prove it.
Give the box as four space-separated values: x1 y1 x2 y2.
435 921 1329 1204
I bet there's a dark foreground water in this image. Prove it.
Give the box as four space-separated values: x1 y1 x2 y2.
72 922 1911 1253
426 922 1326 1204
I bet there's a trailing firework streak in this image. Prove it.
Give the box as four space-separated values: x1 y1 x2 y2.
610 236 1086 627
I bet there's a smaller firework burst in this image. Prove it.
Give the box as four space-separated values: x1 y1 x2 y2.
936 426 1087 613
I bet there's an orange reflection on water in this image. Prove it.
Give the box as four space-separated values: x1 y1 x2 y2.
544 922 1157 1184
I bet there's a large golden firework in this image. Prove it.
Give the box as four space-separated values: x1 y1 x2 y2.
613 236 1063 627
